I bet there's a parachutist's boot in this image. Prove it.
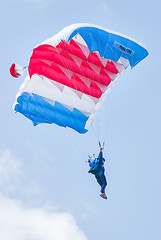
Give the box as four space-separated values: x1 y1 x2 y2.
100 193 107 199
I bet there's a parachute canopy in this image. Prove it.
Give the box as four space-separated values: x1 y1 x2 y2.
13 23 149 133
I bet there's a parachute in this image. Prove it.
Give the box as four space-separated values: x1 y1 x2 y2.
12 23 149 134
10 64 24 78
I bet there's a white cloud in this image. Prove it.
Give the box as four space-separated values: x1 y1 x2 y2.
0 149 22 193
101 2 109 12
0 149 87 240
0 148 45 201
0 194 87 240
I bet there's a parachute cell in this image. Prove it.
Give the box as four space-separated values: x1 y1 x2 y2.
13 23 149 133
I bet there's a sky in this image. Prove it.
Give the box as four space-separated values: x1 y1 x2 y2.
1 0 161 239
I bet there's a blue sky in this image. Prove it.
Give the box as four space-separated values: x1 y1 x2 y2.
1 0 161 239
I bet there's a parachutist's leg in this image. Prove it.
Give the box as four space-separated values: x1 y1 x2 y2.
95 174 103 188
99 173 107 193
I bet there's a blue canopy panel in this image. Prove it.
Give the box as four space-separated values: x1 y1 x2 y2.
14 92 88 134
68 26 149 67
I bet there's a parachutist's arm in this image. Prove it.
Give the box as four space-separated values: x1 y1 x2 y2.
88 155 91 163
98 150 103 162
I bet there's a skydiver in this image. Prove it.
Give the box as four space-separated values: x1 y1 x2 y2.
88 147 107 199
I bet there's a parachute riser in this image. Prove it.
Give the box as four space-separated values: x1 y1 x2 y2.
99 141 105 149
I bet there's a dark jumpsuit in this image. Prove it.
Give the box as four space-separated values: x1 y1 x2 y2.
89 151 107 193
